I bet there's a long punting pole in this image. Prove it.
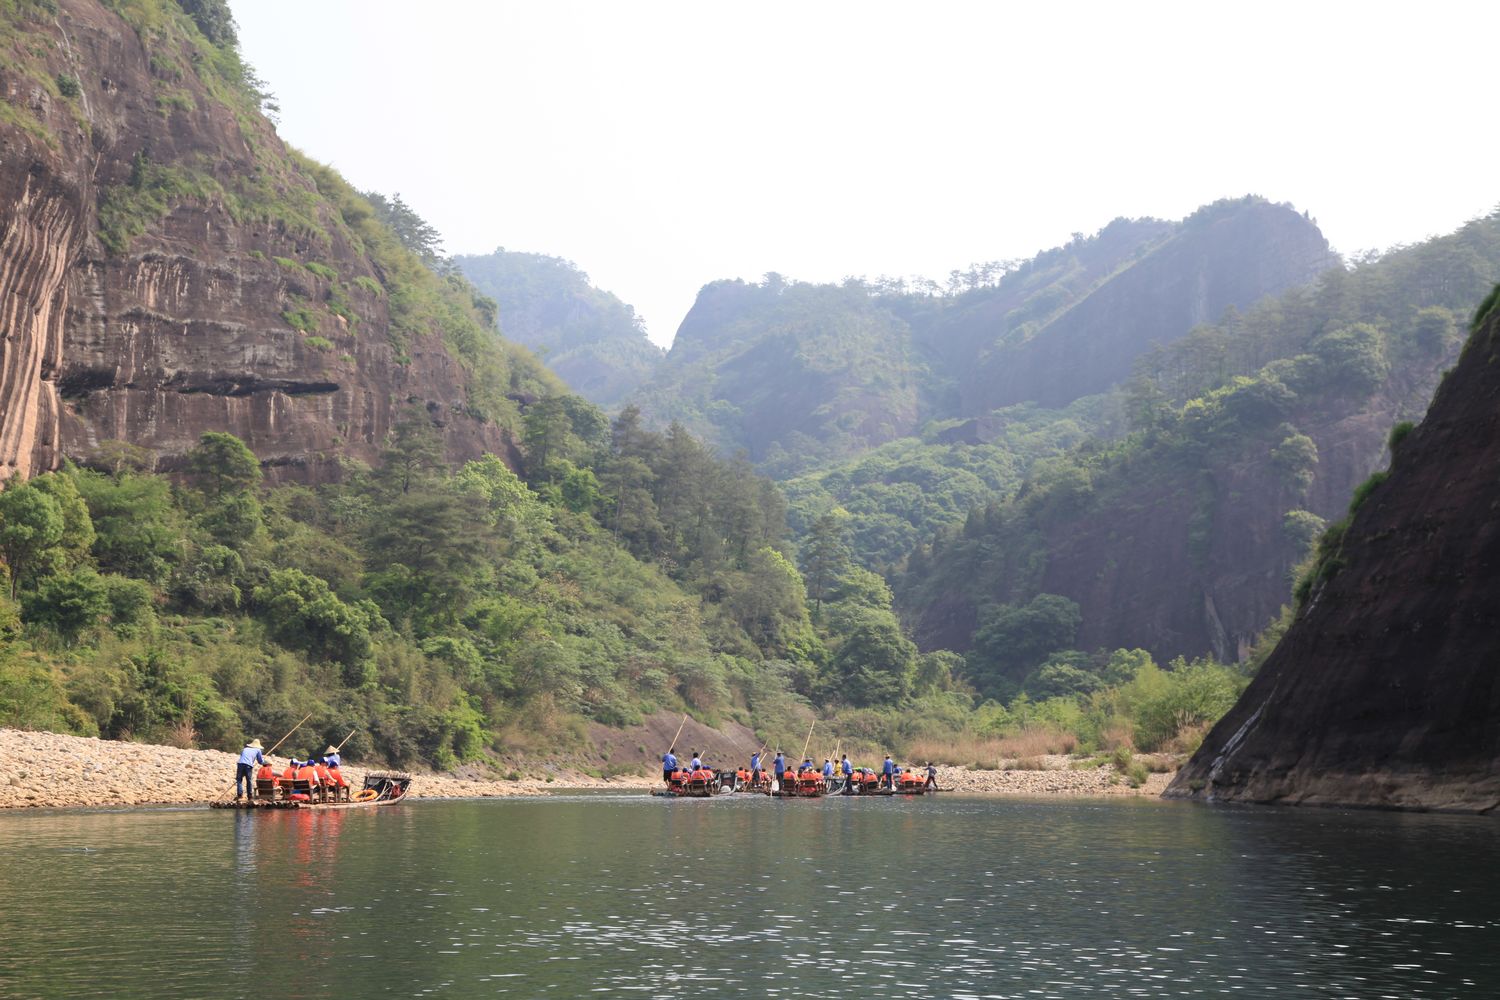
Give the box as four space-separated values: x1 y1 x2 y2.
669 713 689 751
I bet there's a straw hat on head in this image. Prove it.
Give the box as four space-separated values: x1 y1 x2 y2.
246 739 263 749
325 745 339 755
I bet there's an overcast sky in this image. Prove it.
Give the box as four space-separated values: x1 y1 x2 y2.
232 2 1498 348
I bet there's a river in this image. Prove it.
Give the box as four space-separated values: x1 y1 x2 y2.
0 793 1495 998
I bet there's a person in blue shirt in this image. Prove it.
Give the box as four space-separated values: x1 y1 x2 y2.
750 751 762 787
773 751 786 787
321 745 342 769
925 762 938 790
822 758 834 780
662 747 678 784
840 755 853 794
235 739 266 802
690 750 703 771
881 755 895 789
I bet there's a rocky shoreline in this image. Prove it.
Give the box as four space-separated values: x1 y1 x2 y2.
0 729 1172 810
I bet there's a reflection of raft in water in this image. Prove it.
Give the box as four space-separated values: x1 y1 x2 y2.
212 771 413 810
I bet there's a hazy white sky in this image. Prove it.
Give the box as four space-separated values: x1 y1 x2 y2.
232 2 1497 348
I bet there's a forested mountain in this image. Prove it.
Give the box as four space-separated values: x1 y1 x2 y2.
898 212 1500 688
1168 286 1500 812
455 250 663 407
628 198 1333 477
0 0 915 769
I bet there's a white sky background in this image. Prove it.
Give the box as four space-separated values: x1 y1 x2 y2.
231 2 1498 349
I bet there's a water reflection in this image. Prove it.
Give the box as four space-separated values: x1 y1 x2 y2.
0 796 1497 997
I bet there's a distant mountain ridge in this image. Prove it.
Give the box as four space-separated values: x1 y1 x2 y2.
454 250 663 408
897 211 1498 672
628 197 1334 475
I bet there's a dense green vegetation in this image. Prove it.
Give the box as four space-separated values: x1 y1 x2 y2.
456 250 664 408
0 416 803 766
782 395 1119 571
897 210 1500 689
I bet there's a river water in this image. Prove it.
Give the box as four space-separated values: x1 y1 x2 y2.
0 793 1496 998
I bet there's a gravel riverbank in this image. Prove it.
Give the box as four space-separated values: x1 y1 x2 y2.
0 729 1171 810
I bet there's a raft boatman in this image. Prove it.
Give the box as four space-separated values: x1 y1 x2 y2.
881 755 895 789
840 755 853 794
925 762 938 790
773 750 786 786
690 750 703 772
662 747 678 784
322 744 342 769
235 739 266 802
750 750 762 787
822 758 834 784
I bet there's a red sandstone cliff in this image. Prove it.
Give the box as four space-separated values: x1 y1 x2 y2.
0 0 528 482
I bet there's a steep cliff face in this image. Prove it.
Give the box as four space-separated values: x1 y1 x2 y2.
0 0 526 482
960 199 1337 413
1167 300 1500 812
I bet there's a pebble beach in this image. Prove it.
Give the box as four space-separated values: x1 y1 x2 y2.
0 728 1173 810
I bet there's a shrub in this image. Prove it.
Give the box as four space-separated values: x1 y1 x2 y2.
354 275 383 295
24 568 111 642
303 261 338 281
283 307 318 333
56 73 80 98
1348 471 1388 514
1387 421 1415 454
304 336 334 352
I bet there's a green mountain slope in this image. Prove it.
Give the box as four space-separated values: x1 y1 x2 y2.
455 250 663 407
898 211 1500 686
630 198 1332 480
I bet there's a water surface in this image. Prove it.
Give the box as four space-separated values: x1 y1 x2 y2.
0 793 1495 998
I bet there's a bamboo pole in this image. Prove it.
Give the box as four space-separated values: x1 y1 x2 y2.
800 720 816 763
333 728 358 754
669 713 689 752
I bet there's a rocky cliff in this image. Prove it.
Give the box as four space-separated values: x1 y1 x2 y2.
1167 295 1500 812
0 0 535 483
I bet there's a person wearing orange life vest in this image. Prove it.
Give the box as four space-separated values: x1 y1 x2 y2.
278 758 300 799
296 756 323 801
254 759 277 800
314 760 335 801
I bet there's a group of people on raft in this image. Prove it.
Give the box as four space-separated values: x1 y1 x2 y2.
662 747 938 793
235 739 352 803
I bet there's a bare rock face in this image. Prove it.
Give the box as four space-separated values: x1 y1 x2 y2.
1167 303 1500 812
0 0 515 483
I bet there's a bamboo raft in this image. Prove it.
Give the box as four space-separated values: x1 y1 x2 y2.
213 771 412 810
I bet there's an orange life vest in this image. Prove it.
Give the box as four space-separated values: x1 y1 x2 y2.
315 764 332 784
281 765 298 785
257 764 275 781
